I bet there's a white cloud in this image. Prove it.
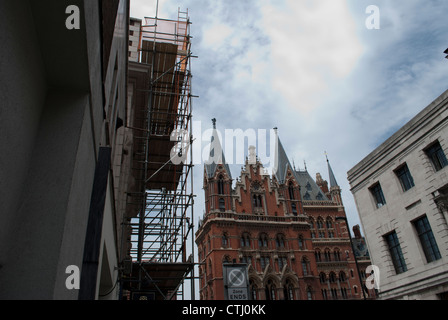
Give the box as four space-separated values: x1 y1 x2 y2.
261 0 364 113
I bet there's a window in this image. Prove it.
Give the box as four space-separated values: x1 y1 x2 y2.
258 233 268 248
252 194 263 208
307 287 313 300
298 236 304 250
219 198 225 212
319 273 326 284
222 233 228 248
326 217 333 229
260 256 270 271
218 175 224 194
413 216 441 263
316 192 323 200
265 280 276 300
291 203 297 216
278 256 287 271
317 218 324 229
370 183 386 208
425 141 448 172
276 234 285 248
289 182 295 200
385 231 407 274
395 164 415 192
302 257 310 276
304 192 311 200
241 233 251 248
284 280 295 300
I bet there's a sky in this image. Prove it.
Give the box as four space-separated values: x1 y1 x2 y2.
129 0 448 298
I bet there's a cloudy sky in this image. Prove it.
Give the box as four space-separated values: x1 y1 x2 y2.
130 0 448 281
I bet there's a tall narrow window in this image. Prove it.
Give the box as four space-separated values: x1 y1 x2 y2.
222 233 228 248
370 183 386 208
425 141 448 172
291 203 297 216
219 198 225 212
395 164 415 192
218 175 224 195
385 231 407 274
413 216 441 263
289 182 295 200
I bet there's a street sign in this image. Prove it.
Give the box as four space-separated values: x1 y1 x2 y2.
223 263 250 300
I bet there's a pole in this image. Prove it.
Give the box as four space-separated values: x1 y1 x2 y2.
336 216 367 300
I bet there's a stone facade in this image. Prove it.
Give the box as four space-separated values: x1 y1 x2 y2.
348 89 448 300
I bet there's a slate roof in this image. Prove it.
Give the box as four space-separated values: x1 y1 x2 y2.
204 127 232 180
295 170 329 201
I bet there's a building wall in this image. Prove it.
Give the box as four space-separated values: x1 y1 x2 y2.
197 156 368 300
348 89 448 300
0 0 129 300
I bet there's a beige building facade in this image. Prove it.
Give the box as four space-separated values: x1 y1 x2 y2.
348 89 448 300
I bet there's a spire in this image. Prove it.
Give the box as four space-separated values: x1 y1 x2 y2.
326 153 339 188
205 119 232 179
273 129 300 184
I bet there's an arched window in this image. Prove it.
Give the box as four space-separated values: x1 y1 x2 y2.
298 235 304 250
218 175 224 195
258 233 268 248
306 287 313 300
288 182 295 200
334 249 341 261
219 198 225 212
339 271 347 282
304 192 311 200
329 272 337 283
241 232 251 248
317 218 324 229
324 249 332 262
315 250 322 262
322 289 328 300
265 280 276 300
319 272 327 284
301 257 310 276
276 234 285 249
326 217 333 229
284 280 295 300
309 218 315 229
316 192 323 200
222 233 228 248
250 280 258 300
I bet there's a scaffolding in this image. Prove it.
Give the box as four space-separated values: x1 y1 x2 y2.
122 8 196 300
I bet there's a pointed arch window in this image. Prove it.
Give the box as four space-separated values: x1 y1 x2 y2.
258 233 269 248
276 234 286 249
319 272 327 284
241 232 251 248
304 192 311 200
288 182 295 200
306 287 313 300
284 280 295 300
316 192 323 200
252 194 263 208
298 235 305 250
265 280 276 300
222 233 229 248
250 280 258 300
301 257 310 276
218 175 224 195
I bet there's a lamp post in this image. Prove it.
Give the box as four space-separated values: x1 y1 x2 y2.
335 216 367 300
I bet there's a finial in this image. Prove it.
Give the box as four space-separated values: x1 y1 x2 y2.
325 151 329 162
304 160 307 171
293 159 296 171
212 118 217 129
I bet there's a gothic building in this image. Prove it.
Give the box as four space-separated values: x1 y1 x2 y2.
195 122 373 300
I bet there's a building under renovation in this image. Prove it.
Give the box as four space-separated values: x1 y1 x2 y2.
0 0 196 300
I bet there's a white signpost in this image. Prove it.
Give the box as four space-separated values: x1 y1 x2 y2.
223 263 250 300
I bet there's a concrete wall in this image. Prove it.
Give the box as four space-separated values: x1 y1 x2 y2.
0 0 129 299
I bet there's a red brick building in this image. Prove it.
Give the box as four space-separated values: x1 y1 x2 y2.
195 123 372 300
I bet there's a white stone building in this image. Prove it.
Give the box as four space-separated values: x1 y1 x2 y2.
347 89 448 300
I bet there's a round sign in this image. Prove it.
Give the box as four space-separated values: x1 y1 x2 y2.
228 269 245 287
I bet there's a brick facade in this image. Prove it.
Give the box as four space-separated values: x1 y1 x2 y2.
195 132 374 300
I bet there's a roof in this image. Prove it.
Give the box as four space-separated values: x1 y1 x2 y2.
295 170 329 201
327 158 339 188
204 127 232 180
273 135 301 184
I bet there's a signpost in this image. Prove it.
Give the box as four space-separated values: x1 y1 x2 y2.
223 263 250 300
